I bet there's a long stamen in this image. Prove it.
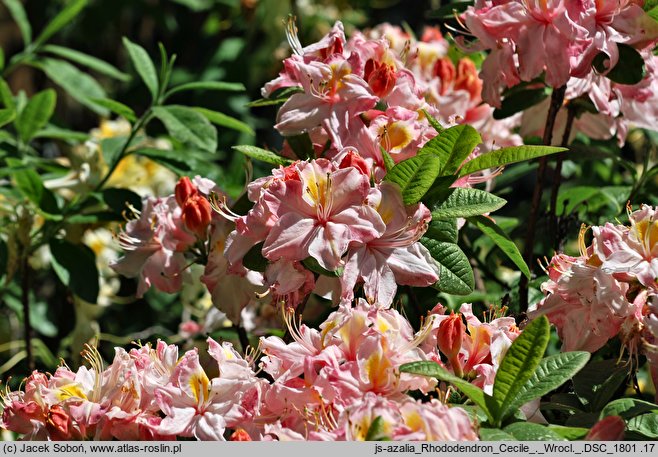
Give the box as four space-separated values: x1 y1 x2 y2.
285 15 304 56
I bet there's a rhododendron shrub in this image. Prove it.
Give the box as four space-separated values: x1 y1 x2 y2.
4 0 658 444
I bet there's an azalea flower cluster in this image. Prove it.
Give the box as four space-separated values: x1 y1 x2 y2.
530 205 658 391
266 20 520 182
462 0 658 143
2 301 517 441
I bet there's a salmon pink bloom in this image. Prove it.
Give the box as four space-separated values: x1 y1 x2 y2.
340 182 438 307
261 159 385 271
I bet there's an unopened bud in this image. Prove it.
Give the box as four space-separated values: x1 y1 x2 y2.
454 58 482 100
438 311 464 377
433 58 456 95
182 195 212 238
586 416 625 441
47 405 70 438
175 176 198 207
339 150 370 176
365 59 396 98
230 428 253 441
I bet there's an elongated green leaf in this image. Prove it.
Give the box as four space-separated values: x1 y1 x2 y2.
600 398 658 420
420 238 474 295
479 428 516 441
152 105 217 153
432 187 506 219
132 148 209 174
489 316 550 425
49 239 99 304
468 215 530 278
3 0 32 45
435 124 481 175
100 137 128 170
573 359 628 411
458 145 566 177
494 88 550 120
34 0 87 47
422 108 444 133
232 145 292 166
247 86 304 107
11 163 59 217
302 257 343 278
286 132 314 160
0 108 15 128
593 44 646 85
503 422 566 441
122 37 159 101
89 98 136 122
34 58 108 115
41 45 130 81
503 351 590 421
34 125 88 142
16 89 56 142
166 81 245 98
194 107 254 135
385 151 443 205
0 78 15 111
399 361 493 423
364 416 391 441
547 425 589 440
102 187 142 215
628 413 658 438
424 218 458 243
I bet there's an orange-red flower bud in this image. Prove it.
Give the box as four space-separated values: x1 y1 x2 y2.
364 59 397 98
586 416 625 441
433 58 456 95
175 176 198 207
230 428 253 441
47 405 70 439
339 150 370 176
182 195 212 238
454 58 482 101
438 311 464 377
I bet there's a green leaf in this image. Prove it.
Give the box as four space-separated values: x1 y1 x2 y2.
34 125 88 142
489 316 550 426
246 86 304 107
90 98 136 122
468 215 530 278
286 132 314 160
122 37 159 101
16 89 57 142
600 398 658 420
478 428 516 441
494 88 550 120
628 413 658 439
165 81 245 98
232 145 292 166
100 137 128 170
102 188 142 215
424 218 458 243
193 107 254 135
3 0 32 45
364 416 391 441
399 361 493 423
435 124 482 176
458 145 566 177
573 359 628 411
503 422 566 441
381 147 395 172
422 108 444 133
302 257 343 277
34 58 108 115
41 45 130 81
420 238 474 295
547 425 589 440
384 151 443 205
431 187 506 219
593 44 646 85
34 0 87 47
242 242 267 272
49 239 99 304
152 105 217 153
503 351 590 421
0 78 15 111
0 108 15 129
13 165 57 215
132 148 210 174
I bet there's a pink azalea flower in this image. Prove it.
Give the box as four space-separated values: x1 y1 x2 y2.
340 182 438 307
